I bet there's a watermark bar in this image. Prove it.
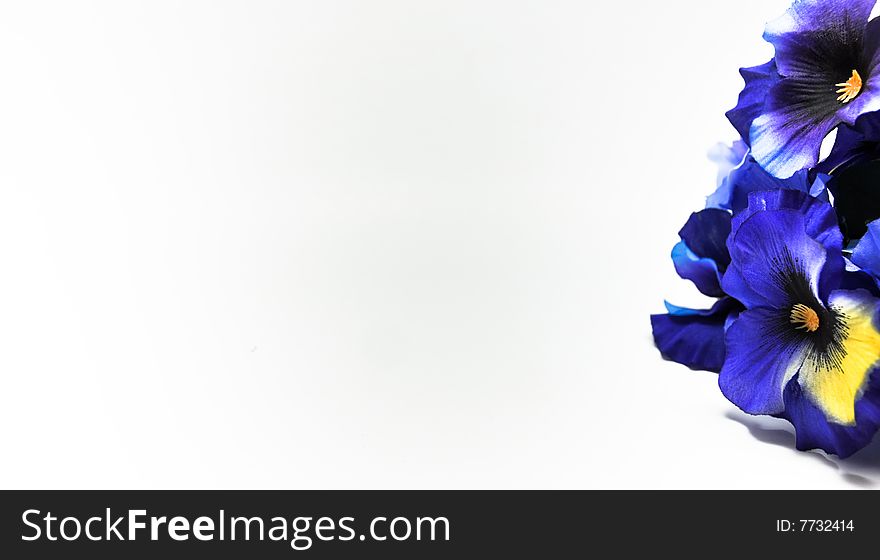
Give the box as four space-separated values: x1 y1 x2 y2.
0 490 876 557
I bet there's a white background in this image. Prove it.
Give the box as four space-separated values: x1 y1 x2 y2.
2 0 879 489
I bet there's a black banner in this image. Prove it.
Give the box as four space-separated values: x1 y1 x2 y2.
0 491 875 557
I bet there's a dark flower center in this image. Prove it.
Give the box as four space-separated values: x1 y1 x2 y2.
765 248 850 372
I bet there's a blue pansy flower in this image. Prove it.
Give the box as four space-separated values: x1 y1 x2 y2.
720 190 880 457
727 0 880 179
651 210 743 372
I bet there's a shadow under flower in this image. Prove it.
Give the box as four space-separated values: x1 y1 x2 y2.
724 410 880 487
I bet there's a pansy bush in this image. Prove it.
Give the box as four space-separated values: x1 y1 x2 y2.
652 0 880 458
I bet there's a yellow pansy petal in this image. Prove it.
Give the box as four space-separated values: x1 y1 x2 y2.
799 290 880 425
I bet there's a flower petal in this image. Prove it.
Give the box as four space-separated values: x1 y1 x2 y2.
724 208 830 309
861 15 880 77
838 18 880 125
851 218 880 278
671 242 723 298
725 61 780 144
841 260 880 296
749 79 841 179
719 307 808 415
706 156 812 213
669 209 733 297
763 0 875 78
796 289 880 426
723 190 844 307
731 190 842 252
651 299 740 373
678 209 732 271
783 372 880 458
708 140 748 187
816 112 880 175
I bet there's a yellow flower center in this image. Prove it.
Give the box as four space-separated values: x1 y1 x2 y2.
790 303 820 332
836 70 863 103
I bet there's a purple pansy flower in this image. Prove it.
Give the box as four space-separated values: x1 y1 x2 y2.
727 0 880 179
720 190 880 457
